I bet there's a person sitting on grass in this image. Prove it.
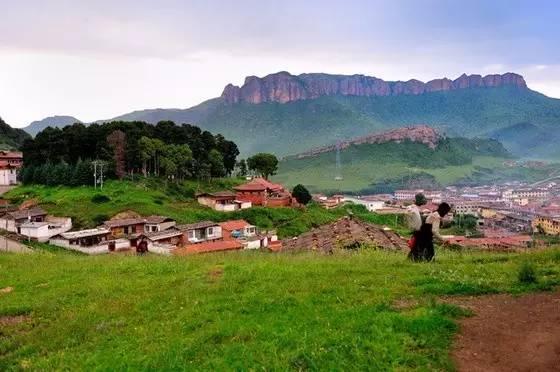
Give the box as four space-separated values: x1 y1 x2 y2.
409 202 451 262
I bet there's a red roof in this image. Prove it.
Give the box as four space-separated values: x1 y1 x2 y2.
173 240 243 255
234 177 284 192
0 160 16 169
220 219 251 231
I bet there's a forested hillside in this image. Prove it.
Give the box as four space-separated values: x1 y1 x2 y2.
20 121 239 186
0 117 30 149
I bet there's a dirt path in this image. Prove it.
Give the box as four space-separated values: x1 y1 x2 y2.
450 291 560 372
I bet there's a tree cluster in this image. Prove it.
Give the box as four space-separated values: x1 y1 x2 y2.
21 121 239 184
19 160 94 186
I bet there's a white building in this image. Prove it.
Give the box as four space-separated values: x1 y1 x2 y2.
344 196 386 212
0 163 17 186
394 189 424 201
19 216 72 242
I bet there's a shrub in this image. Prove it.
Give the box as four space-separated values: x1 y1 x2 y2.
91 194 111 204
92 214 110 226
518 261 538 284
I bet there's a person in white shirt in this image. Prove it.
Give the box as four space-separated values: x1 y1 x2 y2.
409 202 451 262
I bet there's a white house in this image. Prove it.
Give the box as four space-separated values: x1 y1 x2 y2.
0 163 17 186
344 196 386 212
49 228 130 254
19 216 72 242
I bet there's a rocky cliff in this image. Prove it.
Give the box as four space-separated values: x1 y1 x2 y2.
296 125 441 159
222 71 527 104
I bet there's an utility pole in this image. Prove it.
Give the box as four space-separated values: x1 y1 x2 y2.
93 161 97 189
92 160 105 189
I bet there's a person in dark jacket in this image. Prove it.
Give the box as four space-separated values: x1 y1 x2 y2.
410 202 451 262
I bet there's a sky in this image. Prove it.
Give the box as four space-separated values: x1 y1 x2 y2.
1 0 559 127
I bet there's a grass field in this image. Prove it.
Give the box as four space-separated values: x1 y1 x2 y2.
2 180 406 239
274 155 508 193
1 247 560 370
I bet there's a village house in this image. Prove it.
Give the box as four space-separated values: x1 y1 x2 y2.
104 218 146 238
234 178 293 207
220 219 256 240
0 161 18 186
137 228 184 254
0 151 23 186
344 196 385 212
0 151 23 168
196 192 252 212
18 216 73 242
143 216 176 233
177 221 223 244
49 228 130 254
219 219 279 249
0 207 48 233
312 194 345 209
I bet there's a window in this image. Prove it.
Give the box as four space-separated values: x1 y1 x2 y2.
207 227 214 236
188 230 195 239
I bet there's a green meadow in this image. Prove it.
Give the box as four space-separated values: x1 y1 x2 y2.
1 247 560 370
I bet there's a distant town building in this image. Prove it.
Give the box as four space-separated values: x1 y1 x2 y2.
532 215 560 235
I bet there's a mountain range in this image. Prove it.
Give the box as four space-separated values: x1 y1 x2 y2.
13 71 560 159
23 115 81 137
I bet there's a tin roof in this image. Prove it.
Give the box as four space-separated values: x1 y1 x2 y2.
58 228 111 239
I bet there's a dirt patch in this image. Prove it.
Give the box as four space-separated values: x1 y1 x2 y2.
0 286 14 294
0 315 30 326
449 291 560 372
207 267 224 281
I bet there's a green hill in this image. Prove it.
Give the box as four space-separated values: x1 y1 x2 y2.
273 136 557 193
0 117 31 149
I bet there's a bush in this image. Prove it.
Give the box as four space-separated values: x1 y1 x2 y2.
518 261 538 284
91 194 111 204
92 214 110 226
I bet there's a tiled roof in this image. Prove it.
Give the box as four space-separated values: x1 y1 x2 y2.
220 219 251 231
234 177 285 192
173 240 243 255
8 207 47 220
176 221 218 231
104 218 145 228
145 215 174 224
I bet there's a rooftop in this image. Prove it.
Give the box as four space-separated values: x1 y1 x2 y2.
104 218 145 228
144 215 175 224
176 221 218 231
58 228 111 239
220 219 252 231
173 240 243 255
6 207 47 220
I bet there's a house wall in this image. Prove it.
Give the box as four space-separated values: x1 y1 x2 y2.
236 191 266 206
197 196 217 207
20 225 49 240
206 226 222 240
267 196 292 207
110 223 145 237
0 218 17 233
0 169 17 186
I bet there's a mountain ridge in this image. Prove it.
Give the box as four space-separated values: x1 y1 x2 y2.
23 115 82 137
221 71 527 104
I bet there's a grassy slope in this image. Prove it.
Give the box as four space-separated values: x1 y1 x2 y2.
1 248 560 370
2 180 404 238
